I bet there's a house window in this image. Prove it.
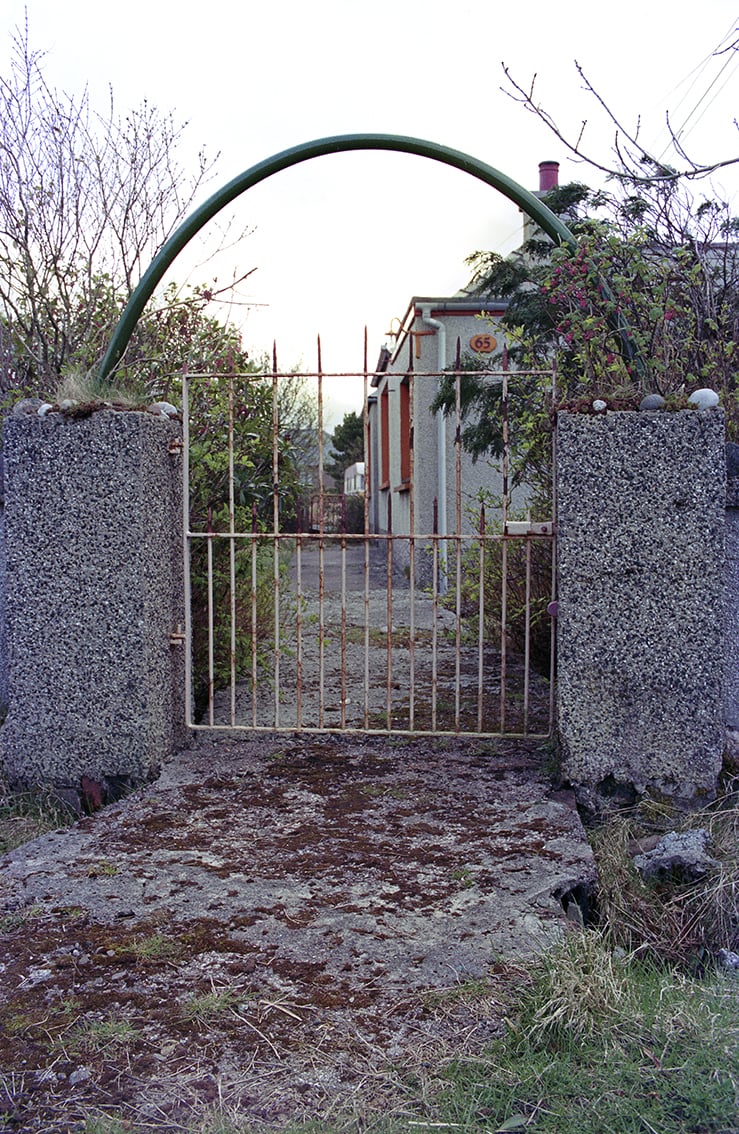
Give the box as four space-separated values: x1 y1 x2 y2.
380 386 389 489
399 377 411 488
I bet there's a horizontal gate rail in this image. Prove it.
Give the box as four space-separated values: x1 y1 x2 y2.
182 357 557 739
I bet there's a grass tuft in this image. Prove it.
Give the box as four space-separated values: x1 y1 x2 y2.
0 778 76 854
438 939 738 1133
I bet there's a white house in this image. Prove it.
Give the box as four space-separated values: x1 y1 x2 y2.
367 297 508 567
343 461 365 495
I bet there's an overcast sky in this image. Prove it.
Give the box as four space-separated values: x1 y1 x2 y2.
3 0 739 421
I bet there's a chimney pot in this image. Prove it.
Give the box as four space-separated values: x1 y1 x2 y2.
539 161 559 192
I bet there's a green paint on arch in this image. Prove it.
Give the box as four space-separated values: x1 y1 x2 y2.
98 133 639 382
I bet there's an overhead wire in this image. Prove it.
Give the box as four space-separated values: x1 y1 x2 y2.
657 17 739 159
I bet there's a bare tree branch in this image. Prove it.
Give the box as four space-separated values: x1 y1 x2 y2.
501 61 739 184
0 20 250 392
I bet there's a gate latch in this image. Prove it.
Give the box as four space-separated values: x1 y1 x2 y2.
504 520 555 537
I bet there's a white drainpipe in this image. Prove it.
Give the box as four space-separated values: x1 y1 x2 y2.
420 304 448 594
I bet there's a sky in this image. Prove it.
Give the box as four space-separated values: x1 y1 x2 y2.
3 0 739 423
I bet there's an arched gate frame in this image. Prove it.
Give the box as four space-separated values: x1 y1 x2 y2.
100 135 591 739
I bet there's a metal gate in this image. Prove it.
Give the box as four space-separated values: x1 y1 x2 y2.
182 349 556 738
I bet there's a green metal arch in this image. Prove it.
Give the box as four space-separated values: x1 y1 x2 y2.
99 133 586 383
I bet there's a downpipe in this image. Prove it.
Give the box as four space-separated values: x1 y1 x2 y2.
420 304 448 595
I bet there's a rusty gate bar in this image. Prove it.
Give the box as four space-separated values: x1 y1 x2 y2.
228 371 237 725
500 368 510 733
182 372 194 728
385 492 393 731
340 493 347 729
250 504 258 726
431 496 439 734
408 366 416 732
316 340 325 730
182 357 556 739
477 503 486 733
454 351 463 732
362 332 371 729
546 362 558 731
271 349 281 728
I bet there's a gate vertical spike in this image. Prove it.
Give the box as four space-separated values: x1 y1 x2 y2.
524 535 532 736
549 360 558 735
227 371 237 727
340 493 347 728
478 501 486 733
454 347 463 733
271 347 281 728
207 503 215 728
251 502 258 727
182 371 193 728
500 369 509 734
316 335 325 728
408 367 415 732
363 327 371 729
386 490 393 733
432 496 439 733
296 477 304 730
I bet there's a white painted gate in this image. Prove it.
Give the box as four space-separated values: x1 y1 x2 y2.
181 352 556 738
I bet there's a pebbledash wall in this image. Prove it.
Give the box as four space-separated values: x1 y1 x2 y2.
725 440 739 768
556 408 729 815
0 403 734 812
0 408 186 810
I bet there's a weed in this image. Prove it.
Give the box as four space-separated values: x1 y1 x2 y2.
130 931 180 963
181 987 241 1027
451 866 475 889
0 904 43 933
64 1017 140 1056
422 977 495 1010
86 860 118 877
83 1117 141 1134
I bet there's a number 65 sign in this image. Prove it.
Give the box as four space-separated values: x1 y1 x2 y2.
469 333 497 353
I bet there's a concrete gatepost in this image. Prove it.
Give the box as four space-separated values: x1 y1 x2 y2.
0 410 186 808
725 442 739 767
556 409 726 816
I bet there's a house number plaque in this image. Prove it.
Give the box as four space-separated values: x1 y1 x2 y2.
469 333 497 353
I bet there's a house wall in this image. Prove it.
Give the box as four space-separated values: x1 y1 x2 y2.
370 305 508 579
344 462 365 494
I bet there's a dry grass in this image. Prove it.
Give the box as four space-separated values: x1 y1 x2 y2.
589 775 739 966
0 778 75 855
52 368 147 407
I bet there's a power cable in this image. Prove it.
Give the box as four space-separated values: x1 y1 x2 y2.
657 18 739 159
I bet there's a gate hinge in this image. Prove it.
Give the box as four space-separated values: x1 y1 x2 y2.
504 520 555 537
167 438 185 454
169 624 186 646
